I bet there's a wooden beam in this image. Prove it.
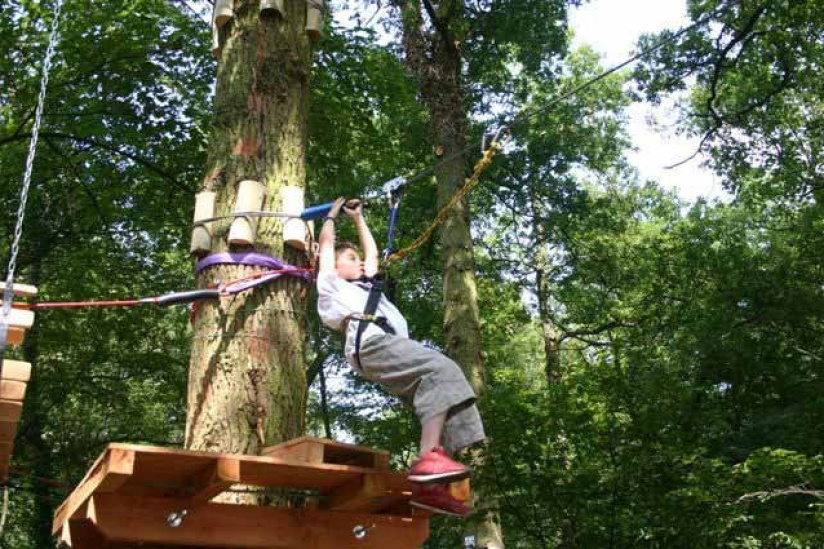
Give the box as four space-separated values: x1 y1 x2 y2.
262 436 324 464
52 447 135 534
60 518 109 548
0 400 22 422
324 473 413 513
0 308 34 330
0 380 26 401
59 500 110 548
0 282 37 298
262 437 390 469
0 421 16 443
6 327 25 346
0 360 31 382
187 457 241 503
99 443 384 493
88 493 429 549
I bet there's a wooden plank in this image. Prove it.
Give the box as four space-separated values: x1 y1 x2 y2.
325 473 388 512
0 453 9 482
60 501 110 548
88 493 429 549
0 380 26 401
6 327 24 346
263 436 390 469
261 437 325 464
0 400 22 422
0 441 14 454
54 442 422 539
187 457 241 503
0 360 31 382
0 282 37 298
1 308 34 329
55 442 388 534
52 447 135 534
104 443 382 494
323 472 416 514
0 421 17 443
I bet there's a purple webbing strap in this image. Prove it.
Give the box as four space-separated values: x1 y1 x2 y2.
195 252 311 295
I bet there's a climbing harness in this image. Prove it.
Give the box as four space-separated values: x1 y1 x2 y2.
0 0 63 381
348 276 396 370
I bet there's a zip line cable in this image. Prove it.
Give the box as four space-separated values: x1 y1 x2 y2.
386 4 726 192
0 0 63 379
376 4 729 263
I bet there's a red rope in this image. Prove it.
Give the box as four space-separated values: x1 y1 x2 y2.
31 299 142 309
27 268 315 310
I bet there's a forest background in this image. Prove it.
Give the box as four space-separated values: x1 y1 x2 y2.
1 0 822 547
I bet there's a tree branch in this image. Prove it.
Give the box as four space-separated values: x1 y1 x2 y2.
0 131 191 193
734 485 824 504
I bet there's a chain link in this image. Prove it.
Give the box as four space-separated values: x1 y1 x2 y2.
1 0 64 362
384 141 501 264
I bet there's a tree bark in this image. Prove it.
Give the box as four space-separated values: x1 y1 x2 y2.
532 192 561 383
185 0 313 504
397 3 503 547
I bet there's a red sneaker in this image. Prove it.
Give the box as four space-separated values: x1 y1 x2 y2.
410 483 472 518
408 447 470 484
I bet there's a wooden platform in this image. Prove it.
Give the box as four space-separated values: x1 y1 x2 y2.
53 438 445 548
0 281 37 481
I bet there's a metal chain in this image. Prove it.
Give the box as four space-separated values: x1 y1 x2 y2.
0 0 64 373
385 141 501 264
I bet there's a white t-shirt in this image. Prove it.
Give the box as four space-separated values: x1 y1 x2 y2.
316 272 409 366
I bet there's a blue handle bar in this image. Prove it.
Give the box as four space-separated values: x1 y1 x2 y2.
300 203 334 220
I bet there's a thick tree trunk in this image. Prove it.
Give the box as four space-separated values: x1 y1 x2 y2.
398 3 503 547
185 0 312 503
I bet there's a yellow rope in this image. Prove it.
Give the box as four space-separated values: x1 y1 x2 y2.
385 141 501 264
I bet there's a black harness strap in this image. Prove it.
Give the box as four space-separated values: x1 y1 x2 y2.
352 277 396 368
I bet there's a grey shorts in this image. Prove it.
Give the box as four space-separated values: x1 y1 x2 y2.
357 333 485 453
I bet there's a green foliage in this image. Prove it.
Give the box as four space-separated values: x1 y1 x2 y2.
2 0 823 546
634 0 824 203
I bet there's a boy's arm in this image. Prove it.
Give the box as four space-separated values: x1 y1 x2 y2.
317 197 346 274
345 200 379 277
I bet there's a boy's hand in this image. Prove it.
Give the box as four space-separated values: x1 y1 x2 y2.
328 197 347 219
343 199 364 219
343 198 363 219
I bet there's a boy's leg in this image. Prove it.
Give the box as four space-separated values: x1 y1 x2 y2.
356 334 483 483
441 400 485 455
420 411 447 456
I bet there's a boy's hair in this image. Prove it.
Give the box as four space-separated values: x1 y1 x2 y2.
335 242 359 259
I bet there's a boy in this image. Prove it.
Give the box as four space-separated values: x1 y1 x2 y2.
316 197 485 517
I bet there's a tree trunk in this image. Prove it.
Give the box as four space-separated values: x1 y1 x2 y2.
398 3 503 547
537 264 561 382
532 194 561 382
185 0 313 504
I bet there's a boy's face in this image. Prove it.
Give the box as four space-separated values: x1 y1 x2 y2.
335 248 363 280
